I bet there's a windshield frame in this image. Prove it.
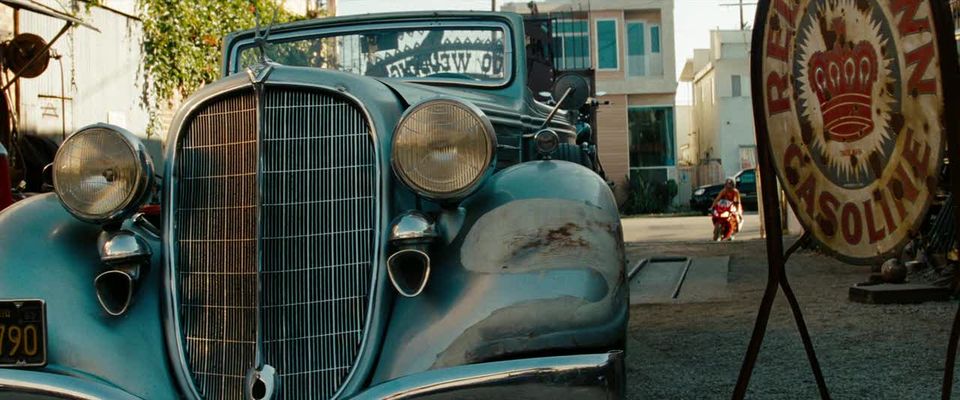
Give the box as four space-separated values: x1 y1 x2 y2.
226 19 516 88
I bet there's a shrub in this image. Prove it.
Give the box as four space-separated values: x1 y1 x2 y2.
621 174 678 215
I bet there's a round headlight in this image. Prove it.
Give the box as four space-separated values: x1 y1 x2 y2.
392 99 497 200
53 124 154 223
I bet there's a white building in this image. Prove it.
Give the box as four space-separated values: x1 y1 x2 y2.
679 29 756 185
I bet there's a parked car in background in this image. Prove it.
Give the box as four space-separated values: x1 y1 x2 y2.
690 168 758 213
0 11 627 399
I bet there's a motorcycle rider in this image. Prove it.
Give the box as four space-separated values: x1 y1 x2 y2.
712 178 742 235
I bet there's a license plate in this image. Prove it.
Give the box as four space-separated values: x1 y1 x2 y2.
0 300 46 367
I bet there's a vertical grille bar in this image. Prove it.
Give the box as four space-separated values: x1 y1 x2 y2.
176 90 259 400
174 85 376 399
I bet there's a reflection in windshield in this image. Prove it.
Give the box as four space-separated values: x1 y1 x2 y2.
239 27 507 83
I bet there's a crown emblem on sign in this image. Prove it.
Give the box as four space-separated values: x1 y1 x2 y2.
807 41 879 142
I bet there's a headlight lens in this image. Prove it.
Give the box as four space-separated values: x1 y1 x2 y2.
392 99 497 200
53 124 153 223
694 188 706 196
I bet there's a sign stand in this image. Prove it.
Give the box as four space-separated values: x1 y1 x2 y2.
733 81 830 399
741 0 960 399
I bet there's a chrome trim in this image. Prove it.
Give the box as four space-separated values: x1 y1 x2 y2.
388 211 437 244
0 368 139 400
352 351 625 399
253 70 267 376
162 76 385 400
391 98 497 202
229 20 515 89
52 123 155 224
95 230 151 316
386 249 431 298
533 129 560 157
131 213 160 239
94 265 140 317
246 62 274 84
98 230 151 264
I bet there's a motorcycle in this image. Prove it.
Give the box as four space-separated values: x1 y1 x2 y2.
712 199 739 241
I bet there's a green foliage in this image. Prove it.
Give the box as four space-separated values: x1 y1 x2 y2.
621 175 679 215
138 0 301 100
84 0 308 134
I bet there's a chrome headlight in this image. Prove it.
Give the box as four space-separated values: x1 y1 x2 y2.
392 99 497 201
52 124 154 224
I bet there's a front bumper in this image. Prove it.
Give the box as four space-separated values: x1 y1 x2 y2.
352 351 625 399
0 352 623 399
0 368 139 399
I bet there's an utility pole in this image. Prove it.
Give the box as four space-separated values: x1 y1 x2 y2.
719 0 758 30
491 0 496 11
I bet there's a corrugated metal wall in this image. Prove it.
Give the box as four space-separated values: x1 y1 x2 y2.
7 1 151 145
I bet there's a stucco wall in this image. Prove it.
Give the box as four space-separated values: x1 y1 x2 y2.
714 58 755 179
596 93 630 201
688 30 756 181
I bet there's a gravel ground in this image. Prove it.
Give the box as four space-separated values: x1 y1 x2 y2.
625 238 957 399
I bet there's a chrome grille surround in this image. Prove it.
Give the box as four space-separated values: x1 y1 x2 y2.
166 81 380 400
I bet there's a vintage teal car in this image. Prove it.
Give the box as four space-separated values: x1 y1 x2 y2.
0 11 627 399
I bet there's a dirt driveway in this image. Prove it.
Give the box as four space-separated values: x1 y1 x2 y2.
625 238 956 399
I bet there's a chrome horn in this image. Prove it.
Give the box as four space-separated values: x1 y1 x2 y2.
387 211 438 297
95 230 151 316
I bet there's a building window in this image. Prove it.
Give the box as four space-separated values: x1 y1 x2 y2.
626 22 645 76
651 25 661 53
596 19 618 70
552 19 590 70
628 106 675 168
739 145 757 169
626 21 663 77
731 75 742 97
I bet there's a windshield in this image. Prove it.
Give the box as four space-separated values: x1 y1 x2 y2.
237 24 509 85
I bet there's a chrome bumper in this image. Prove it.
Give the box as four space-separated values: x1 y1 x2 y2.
0 368 140 399
351 351 625 399
0 351 623 399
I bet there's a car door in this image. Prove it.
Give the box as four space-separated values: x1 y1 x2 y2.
736 169 758 210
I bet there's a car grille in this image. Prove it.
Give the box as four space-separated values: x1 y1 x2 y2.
174 86 377 399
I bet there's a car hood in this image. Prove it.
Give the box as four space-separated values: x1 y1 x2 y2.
375 79 576 135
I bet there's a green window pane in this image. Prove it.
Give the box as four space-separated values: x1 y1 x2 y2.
553 37 564 56
628 107 675 167
596 20 618 69
553 20 589 34
651 26 661 53
627 22 645 56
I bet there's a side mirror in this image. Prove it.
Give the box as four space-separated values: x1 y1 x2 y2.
551 74 590 111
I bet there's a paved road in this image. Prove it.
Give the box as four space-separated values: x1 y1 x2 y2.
621 212 761 243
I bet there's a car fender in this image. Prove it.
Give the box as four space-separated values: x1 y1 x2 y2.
0 194 177 399
371 160 627 383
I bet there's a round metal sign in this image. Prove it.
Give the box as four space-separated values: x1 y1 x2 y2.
755 0 953 264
